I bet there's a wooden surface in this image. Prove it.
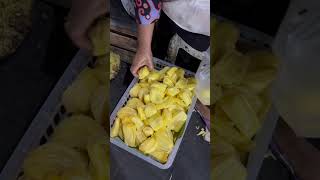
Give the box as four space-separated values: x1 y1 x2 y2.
110 0 137 63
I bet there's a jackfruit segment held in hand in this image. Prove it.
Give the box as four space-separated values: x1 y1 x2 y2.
138 66 150 79
62 68 100 113
89 17 108 56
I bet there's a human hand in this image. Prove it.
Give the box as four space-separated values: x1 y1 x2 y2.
130 47 154 77
65 0 108 51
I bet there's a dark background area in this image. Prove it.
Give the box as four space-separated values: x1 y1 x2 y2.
212 0 290 36
0 0 76 171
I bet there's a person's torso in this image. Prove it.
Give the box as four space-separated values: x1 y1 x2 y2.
162 0 210 36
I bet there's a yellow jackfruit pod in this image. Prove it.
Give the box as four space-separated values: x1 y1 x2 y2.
110 52 121 80
159 66 170 75
166 67 178 77
163 76 174 87
136 128 147 146
147 70 161 82
142 126 154 137
111 117 121 138
150 150 169 164
139 82 149 88
144 94 151 104
175 78 187 89
131 116 144 129
122 122 137 147
139 136 158 154
138 66 150 79
89 18 108 56
146 113 164 131
144 103 157 118
166 87 180 96
162 109 172 128
178 90 192 107
62 68 100 113
150 87 165 104
129 84 141 97
155 128 174 153
137 106 147 121
186 77 197 91
90 85 108 126
23 143 88 180
171 110 187 132
150 82 167 93
117 106 137 119
118 126 124 140
87 136 109 180
176 68 185 79
172 97 187 108
138 87 149 100
126 98 144 110
121 117 132 124
211 155 247 180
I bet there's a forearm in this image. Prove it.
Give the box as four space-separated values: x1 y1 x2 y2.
137 23 155 51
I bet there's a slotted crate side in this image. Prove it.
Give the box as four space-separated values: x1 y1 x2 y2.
0 50 92 180
214 15 279 180
110 57 197 169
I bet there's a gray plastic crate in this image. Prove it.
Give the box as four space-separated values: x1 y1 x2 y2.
110 57 197 169
0 50 92 180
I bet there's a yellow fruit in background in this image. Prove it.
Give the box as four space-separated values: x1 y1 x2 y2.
117 107 137 119
89 18 108 56
144 103 157 118
90 85 108 126
23 143 88 180
62 68 100 113
129 84 141 97
139 137 158 154
142 126 154 137
122 122 137 147
138 66 150 79
126 98 144 110
50 115 107 151
111 117 121 138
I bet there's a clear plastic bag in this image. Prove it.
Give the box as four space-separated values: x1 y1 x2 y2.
195 50 210 105
272 0 320 137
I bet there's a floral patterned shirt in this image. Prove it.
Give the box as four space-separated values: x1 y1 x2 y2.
134 0 162 24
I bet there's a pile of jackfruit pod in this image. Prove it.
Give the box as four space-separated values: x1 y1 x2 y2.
22 17 111 180
211 18 279 180
111 66 196 163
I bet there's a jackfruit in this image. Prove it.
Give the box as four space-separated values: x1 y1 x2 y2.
129 84 141 97
144 103 157 118
166 87 180 96
138 66 150 79
122 122 137 147
136 128 147 145
137 106 147 121
171 110 187 132
111 117 121 138
146 113 164 131
117 107 137 119
90 85 108 126
154 128 174 153
150 150 169 164
142 126 154 137
139 137 158 154
126 98 145 110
